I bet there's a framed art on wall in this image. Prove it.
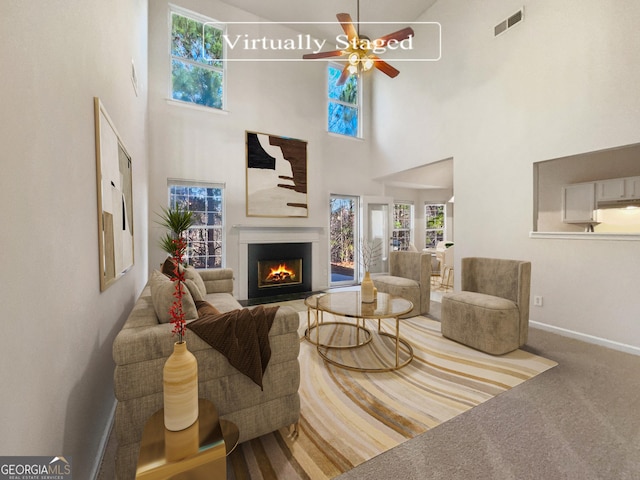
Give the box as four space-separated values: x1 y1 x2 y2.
94 97 134 291
245 131 308 217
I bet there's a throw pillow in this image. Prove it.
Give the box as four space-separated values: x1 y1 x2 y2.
149 270 198 323
161 257 177 278
185 279 204 302
195 300 220 317
183 266 207 298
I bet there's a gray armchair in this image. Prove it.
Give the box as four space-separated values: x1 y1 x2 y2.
372 251 431 317
441 257 531 355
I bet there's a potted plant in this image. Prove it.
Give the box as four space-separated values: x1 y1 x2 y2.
156 205 198 431
156 205 194 341
157 205 194 261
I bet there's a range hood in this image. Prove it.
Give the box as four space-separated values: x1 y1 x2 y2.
597 198 640 209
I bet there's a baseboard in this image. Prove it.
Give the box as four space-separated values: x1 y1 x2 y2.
530 321 640 356
90 399 117 480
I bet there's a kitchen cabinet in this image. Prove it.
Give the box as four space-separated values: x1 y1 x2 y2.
562 182 597 223
624 176 640 199
596 178 625 201
596 176 640 202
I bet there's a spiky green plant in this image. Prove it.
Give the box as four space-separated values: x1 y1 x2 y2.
156 206 194 257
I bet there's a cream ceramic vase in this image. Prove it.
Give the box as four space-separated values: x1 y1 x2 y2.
163 341 199 431
361 271 375 303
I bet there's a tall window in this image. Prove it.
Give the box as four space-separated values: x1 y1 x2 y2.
168 181 224 268
327 64 360 137
392 202 414 251
170 7 225 109
425 204 445 248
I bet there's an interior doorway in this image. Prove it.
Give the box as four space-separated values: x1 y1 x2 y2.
361 196 394 275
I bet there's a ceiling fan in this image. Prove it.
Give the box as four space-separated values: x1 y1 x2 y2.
302 4 414 85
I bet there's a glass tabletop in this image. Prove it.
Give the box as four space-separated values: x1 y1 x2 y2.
317 291 413 319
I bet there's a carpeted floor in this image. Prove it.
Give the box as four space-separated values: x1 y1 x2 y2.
336 325 640 480
98 297 640 479
225 311 556 479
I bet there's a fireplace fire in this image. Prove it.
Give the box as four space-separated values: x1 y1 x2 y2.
259 259 302 288
248 242 312 300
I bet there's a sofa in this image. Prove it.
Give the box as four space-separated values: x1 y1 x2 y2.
112 267 301 479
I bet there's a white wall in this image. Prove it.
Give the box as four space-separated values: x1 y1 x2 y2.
147 0 383 293
372 0 640 352
0 0 148 477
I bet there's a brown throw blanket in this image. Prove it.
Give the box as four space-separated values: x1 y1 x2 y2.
187 303 279 389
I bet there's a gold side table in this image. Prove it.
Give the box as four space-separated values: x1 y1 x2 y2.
136 398 239 480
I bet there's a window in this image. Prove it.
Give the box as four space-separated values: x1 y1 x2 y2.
170 7 225 109
168 181 224 268
327 64 360 137
392 203 414 251
425 204 445 248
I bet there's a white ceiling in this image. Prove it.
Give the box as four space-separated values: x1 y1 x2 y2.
219 0 449 191
219 0 439 40
219 0 438 24
375 158 453 190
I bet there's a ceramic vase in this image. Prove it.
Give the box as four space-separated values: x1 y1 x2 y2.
361 271 375 303
163 341 199 431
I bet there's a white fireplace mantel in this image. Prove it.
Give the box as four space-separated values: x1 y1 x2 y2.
234 225 325 299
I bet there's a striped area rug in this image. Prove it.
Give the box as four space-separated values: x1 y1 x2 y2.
227 312 557 479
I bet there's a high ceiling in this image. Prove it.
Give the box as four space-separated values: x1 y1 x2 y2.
219 0 438 24
219 0 439 39
376 158 453 190
219 0 449 191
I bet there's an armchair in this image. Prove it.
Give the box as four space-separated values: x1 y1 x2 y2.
372 251 431 317
441 257 531 355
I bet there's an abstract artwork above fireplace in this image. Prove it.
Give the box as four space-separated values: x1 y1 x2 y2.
245 131 308 218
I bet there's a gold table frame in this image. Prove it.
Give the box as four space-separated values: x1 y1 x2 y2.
304 293 372 348
308 291 414 372
135 398 239 480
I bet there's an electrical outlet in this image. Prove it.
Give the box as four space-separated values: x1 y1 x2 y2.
534 295 543 307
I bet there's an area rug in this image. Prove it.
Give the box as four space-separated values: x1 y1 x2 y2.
226 313 557 479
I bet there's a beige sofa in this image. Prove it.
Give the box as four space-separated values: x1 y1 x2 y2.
112 268 301 479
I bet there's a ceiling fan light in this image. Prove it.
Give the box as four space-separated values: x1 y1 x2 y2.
348 52 360 66
362 56 374 71
347 64 359 75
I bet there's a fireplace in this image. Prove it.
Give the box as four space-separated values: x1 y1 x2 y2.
248 242 312 299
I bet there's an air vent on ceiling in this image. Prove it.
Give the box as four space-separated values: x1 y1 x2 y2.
494 7 524 37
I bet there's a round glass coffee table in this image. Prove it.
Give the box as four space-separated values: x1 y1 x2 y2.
314 290 414 372
304 293 372 348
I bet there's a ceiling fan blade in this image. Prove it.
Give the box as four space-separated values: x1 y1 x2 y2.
302 49 345 59
369 55 400 78
374 27 415 47
336 64 352 86
336 13 359 42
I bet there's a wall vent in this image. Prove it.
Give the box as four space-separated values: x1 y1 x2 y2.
494 7 524 37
